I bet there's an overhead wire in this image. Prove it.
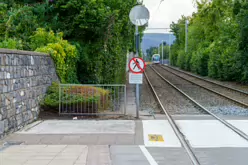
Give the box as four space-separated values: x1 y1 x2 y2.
146 0 165 31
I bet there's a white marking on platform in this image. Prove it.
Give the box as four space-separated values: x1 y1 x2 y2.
227 120 248 135
17 120 135 134
139 145 158 165
142 120 181 147
176 120 248 148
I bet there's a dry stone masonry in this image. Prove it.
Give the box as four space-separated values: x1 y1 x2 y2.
0 49 58 137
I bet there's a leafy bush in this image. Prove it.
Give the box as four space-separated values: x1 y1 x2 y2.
170 0 248 83
41 82 111 113
190 47 209 76
176 50 186 69
1 0 138 85
0 38 23 49
33 28 79 83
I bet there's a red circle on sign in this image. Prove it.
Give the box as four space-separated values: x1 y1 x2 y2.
128 57 146 74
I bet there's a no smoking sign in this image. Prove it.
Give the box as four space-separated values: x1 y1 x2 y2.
128 57 146 74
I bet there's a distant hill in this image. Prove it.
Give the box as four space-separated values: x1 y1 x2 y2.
141 33 176 55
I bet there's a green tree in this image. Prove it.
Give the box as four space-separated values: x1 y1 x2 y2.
1 0 141 84
170 0 248 83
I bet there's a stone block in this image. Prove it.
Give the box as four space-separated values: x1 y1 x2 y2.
0 107 7 119
30 56 34 65
8 116 16 130
16 113 23 126
0 120 4 133
16 104 22 114
4 118 8 132
7 108 15 118
2 55 7 65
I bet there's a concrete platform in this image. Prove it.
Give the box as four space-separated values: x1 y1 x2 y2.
1 117 248 165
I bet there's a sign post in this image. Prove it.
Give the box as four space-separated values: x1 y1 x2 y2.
129 4 150 118
128 57 146 118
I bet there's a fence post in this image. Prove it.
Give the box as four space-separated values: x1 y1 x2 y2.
59 83 61 116
124 85 127 115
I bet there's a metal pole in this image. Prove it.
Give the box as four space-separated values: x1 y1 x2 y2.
185 20 188 53
135 25 139 119
169 33 171 65
162 40 164 64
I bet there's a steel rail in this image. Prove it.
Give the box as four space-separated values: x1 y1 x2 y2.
150 66 248 141
144 71 201 165
159 65 248 108
164 65 248 95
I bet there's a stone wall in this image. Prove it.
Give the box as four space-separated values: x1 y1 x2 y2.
0 49 59 137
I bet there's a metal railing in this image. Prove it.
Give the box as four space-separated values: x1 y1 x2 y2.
59 84 126 116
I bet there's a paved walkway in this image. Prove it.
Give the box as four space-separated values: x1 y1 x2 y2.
1 117 248 165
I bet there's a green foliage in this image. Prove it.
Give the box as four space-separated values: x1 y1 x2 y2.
170 0 248 83
0 38 23 49
0 3 8 40
146 46 158 60
176 50 186 69
47 0 138 84
1 0 142 85
40 82 100 110
41 82 111 112
33 28 79 84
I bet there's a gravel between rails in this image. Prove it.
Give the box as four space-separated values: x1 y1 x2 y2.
140 73 162 114
168 65 248 93
162 65 248 106
153 65 248 116
146 66 205 115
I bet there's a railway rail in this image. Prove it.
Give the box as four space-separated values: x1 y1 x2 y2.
160 65 248 108
144 69 201 165
145 65 248 165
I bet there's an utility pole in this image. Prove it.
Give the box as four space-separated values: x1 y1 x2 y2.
185 20 188 53
158 44 160 55
135 25 139 119
161 40 164 64
169 33 171 65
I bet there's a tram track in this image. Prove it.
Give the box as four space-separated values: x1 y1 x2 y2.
145 65 248 165
160 65 248 108
153 65 248 116
145 66 205 115
144 69 201 165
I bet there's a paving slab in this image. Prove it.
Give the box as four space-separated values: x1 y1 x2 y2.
1 134 143 145
193 148 248 165
17 120 135 134
147 147 192 165
0 145 88 165
2 118 248 165
110 145 150 165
